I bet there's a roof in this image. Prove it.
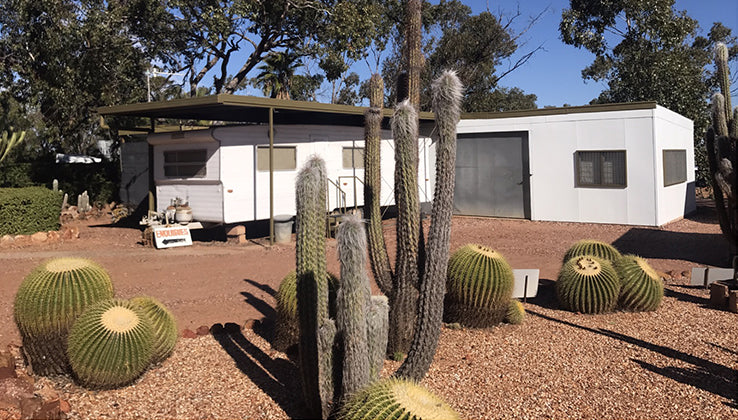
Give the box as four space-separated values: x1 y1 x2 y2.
97 94 436 129
461 101 659 120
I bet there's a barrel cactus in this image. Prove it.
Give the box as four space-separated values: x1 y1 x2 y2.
563 239 621 263
337 378 459 420
444 244 514 327
614 255 663 312
273 270 339 352
557 255 621 314
67 298 154 389
505 300 525 325
130 296 178 364
14 257 114 375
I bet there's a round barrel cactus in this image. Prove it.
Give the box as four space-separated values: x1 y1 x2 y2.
557 255 621 314
337 378 459 420
444 244 514 327
14 257 114 375
563 239 621 263
614 255 663 312
131 296 178 364
272 270 339 352
505 300 525 325
67 298 154 389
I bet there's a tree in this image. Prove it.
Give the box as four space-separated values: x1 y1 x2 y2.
0 0 167 154
560 0 738 186
252 51 303 99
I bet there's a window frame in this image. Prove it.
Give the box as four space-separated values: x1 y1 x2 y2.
574 150 628 189
163 149 208 178
342 147 365 169
662 149 687 187
256 145 297 172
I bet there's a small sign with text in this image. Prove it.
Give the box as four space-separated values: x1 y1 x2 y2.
153 226 193 249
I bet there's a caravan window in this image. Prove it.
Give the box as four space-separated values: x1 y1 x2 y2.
257 146 297 171
575 150 626 188
163 149 207 178
663 149 687 186
342 147 365 169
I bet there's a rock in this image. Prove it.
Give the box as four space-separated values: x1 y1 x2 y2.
0 351 15 380
0 378 34 409
181 329 197 339
60 226 79 241
13 235 30 246
30 232 47 243
243 319 261 331
59 399 70 414
0 235 14 247
226 225 247 244
195 325 210 336
46 231 60 244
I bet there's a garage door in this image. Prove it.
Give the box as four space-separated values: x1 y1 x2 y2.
454 131 531 218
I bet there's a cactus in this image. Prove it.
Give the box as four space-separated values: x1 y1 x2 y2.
130 296 178 364
505 300 526 325
563 239 621 263
443 244 515 327
557 255 621 314
14 257 114 375
614 255 663 312
67 298 154 388
273 270 339 352
705 42 738 250
337 378 459 420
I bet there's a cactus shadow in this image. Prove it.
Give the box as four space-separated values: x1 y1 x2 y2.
663 285 709 306
524 278 560 310
211 323 305 418
527 310 737 404
239 288 277 346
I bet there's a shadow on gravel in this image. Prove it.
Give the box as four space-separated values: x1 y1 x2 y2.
612 229 728 267
663 285 709 306
525 279 560 310
212 323 304 418
241 279 278 345
528 310 737 403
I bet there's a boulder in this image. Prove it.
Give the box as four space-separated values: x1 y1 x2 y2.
0 351 15 380
30 232 47 243
0 235 14 247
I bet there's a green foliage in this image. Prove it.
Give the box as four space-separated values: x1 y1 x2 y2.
560 1 738 186
68 298 154 389
252 51 303 100
130 296 178 365
505 300 526 325
337 378 459 420
273 270 339 353
0 187 63 236
444 244 515 327
614 255 664 312
14 257 114 375
557 255 621 314
563 240 622 263
0 130 26 163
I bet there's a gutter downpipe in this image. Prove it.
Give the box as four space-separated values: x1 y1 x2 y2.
269 107 275 245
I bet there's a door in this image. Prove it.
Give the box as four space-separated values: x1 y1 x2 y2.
454 131 530 218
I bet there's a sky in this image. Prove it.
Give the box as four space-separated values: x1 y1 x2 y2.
428 0 738 108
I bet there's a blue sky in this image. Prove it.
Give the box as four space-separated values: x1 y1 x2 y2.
449 0 738 107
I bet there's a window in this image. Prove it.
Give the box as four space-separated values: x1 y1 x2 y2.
257 146 297 171
663 149 687 187
575 150 627 188
163 149 207 178
342 147 364 169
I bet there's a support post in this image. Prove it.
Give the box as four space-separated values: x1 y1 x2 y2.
269 107 275 245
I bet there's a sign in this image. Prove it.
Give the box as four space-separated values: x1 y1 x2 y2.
153 225 193 249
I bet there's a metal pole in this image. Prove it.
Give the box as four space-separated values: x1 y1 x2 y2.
269 107 274 245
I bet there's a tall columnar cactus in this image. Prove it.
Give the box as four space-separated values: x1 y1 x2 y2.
337 378 459 420
295 156 333 418
396 70 463 380
67 298 154 389
563 239 621 263
14 257 114 375
443 244 515 327
614 255 664 312
706 42 738 250
557 255 621 314
130 296 178 364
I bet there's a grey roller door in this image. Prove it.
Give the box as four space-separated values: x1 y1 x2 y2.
454 131 530 218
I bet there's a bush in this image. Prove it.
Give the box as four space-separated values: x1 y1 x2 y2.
0 187 63 235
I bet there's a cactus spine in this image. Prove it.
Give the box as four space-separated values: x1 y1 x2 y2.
505 300 526 325
557 255 621 314
67 298 154 389
337 378 459 420
444 244 515 327
705 42 738 249
614 255 663 312
130 296 178 364
563 239 621 263
14 257 114 375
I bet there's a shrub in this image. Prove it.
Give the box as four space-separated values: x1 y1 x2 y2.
0 187 63 235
